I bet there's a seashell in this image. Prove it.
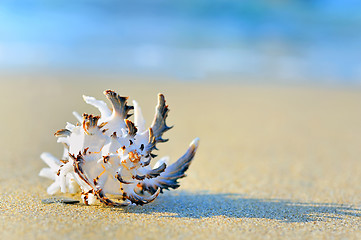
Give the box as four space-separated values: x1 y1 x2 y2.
39 90 199 206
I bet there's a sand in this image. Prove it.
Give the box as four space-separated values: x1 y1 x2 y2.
1 75 361 239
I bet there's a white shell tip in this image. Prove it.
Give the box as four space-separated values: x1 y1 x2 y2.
82 95 91 101
40 152 48 159
191 137 200 148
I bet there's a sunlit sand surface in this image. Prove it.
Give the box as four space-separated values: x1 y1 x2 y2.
1 75 361 239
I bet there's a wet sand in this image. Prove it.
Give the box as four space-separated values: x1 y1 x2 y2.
1 75 361 239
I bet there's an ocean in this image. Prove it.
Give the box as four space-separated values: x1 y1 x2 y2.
0 0 360 84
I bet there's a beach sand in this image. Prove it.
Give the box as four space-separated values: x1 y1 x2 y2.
1 75 361 239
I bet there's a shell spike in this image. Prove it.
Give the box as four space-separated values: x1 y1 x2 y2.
83 95 112 118
147 93 172 152
127 188 161 205
104 90 133 120
133 100 146 132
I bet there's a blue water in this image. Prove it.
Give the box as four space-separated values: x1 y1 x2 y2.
0 0 360 83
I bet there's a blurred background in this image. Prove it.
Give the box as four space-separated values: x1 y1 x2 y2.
0 0 360 84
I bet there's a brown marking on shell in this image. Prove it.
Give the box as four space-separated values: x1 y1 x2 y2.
115 172 132 184
54 129 71 137
82 114 100 134
70 153 92 187
83 147 89 155
93 164 106 186
87 145 104 154
126 188 161 206
122 192 127 201
98 122 108 129
104 90 134 119
125 119 138 136
121 162 129 170
128 151 140 163
94 187 129 207
146 162 166 179
103 155 110 163
142 158 151 167
133 174 145 180
82 190 91 205
147 128 156 150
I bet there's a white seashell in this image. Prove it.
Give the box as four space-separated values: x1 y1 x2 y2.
39 90 199 206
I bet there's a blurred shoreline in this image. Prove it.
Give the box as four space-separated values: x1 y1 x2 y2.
1 71 361 90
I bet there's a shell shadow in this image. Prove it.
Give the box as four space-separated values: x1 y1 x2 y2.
111 191 361 223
